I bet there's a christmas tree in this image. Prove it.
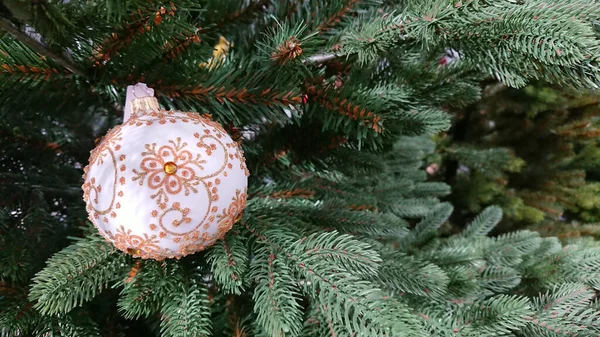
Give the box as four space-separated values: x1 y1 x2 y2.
438 82 600 235
2 1 600 336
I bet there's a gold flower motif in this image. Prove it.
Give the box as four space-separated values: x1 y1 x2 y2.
110 225 161 256
133 138 204 203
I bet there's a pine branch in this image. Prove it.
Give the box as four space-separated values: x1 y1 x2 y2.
115 260 182 319
155 62 304 124
161 30 202 61
90 17 149 67
34 310 102 337
0 17 86 77
243 220 421 336
211 0 271 31
165 84 302 107
306 84 384 134
402 203 453 248
378 253 450 297
29 235 126 315
523 283 599 336
479 265 521 293
390 198 442 218
0 291 39 337
250 244 303 337
290 231 382 278
461 206 503 238
160 281 212 337
312 0 365 34
207 232 249 295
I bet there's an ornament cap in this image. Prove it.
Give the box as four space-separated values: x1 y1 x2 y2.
131 96 161 116
124 83 159 120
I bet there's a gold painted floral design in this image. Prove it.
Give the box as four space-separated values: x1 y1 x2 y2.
133 138 203 203
89 127 122 166
177 232 212 256
83 153 117 217
149 201 200 237
109 225 161 256
214 188 247 239
227 188 247 221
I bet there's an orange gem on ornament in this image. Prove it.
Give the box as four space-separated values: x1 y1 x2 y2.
164 161 178 175
127 248 141 255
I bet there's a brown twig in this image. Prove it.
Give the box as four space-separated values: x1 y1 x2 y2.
0 17 87 77
304 52 340 64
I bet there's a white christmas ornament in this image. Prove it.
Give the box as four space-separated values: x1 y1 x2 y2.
82 84 249 260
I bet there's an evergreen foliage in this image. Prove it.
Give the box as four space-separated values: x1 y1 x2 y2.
439 82 600 233
1 1 600 336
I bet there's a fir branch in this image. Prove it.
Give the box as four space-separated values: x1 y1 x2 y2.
34 310 102 337
402 203 453 248
262 201 409 239
405 0 600 88
161 30 202 61
461 206 503 238
211 0 272 31
337 13 408 65
462 295 533 336
115 260 182 319
478 265 521 293
243 220 417 336
390 198 442 218
393 108 452 137
486 231 542 266
28 235 126 315
160 281 212 337
523 283 599 336
164 84 302 107
409 182 451 198
306 84 384 134
0 17 86 77
314 0 360 34
250 245 303 337
378 253 450 297
290 231 382 278
207 232 249 295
